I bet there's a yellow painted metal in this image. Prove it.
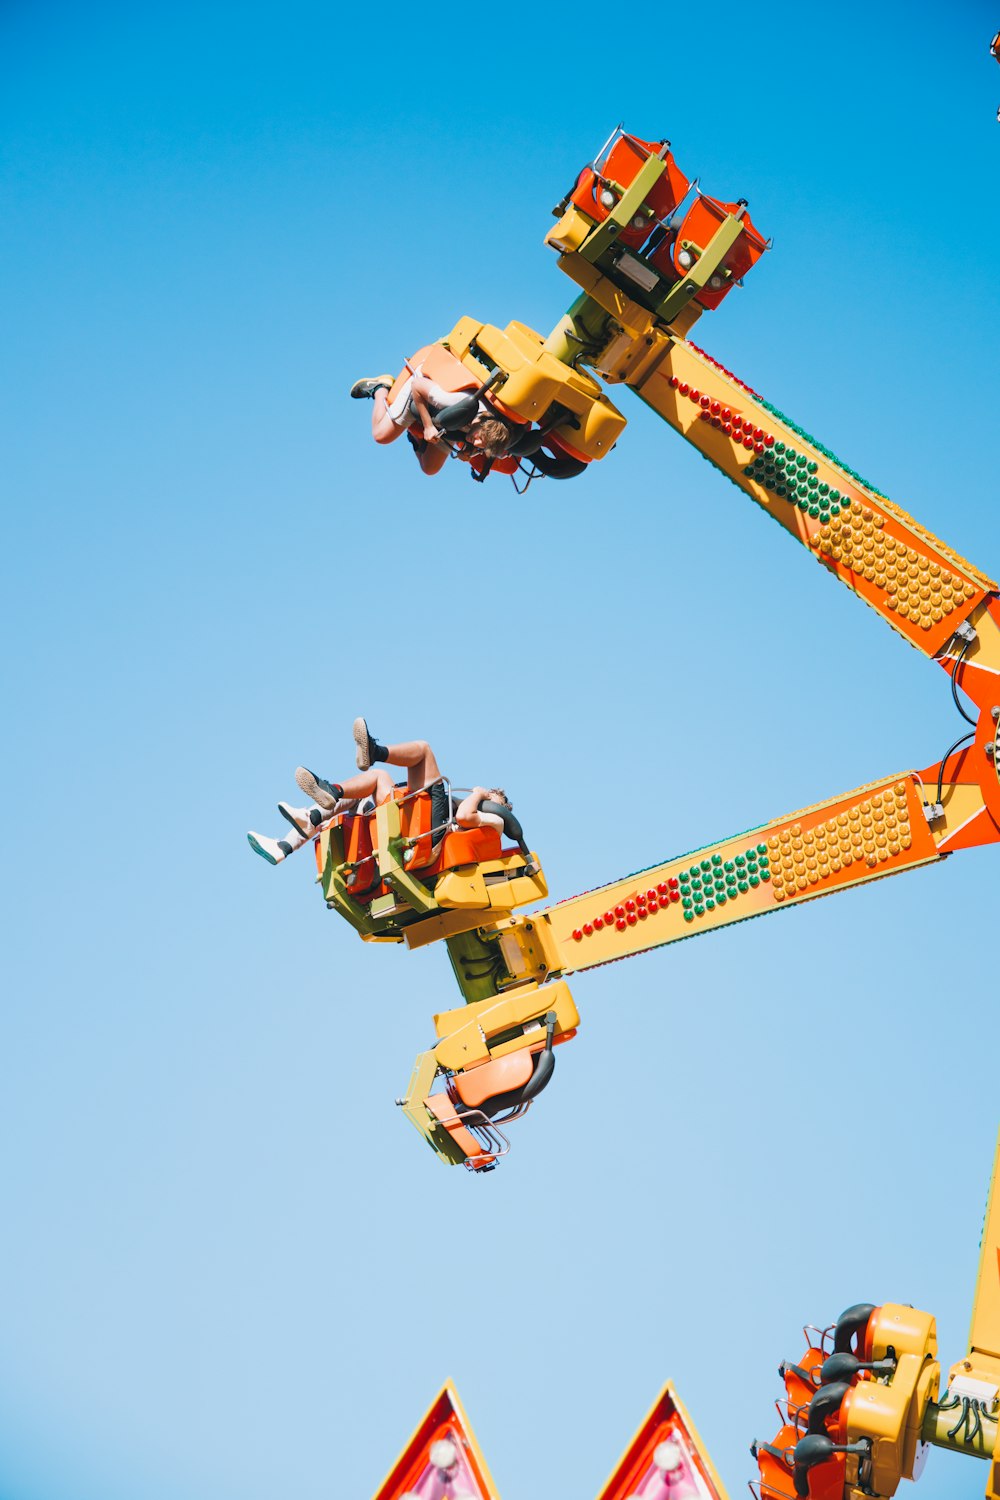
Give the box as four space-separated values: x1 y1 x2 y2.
491 910 564 984
402 907 506 951
434 851 548 914
552 251 663 343
542 250 997 657
546 203 593 254
511 773 941 979
374 797 438 916
396 1049 446 1153
664 1385 730 1500
442 1383 501 1500
952 1129 1000 1395
631 339 995 659
431 980 578 1071
846 1304 939 1493
441 315 627 460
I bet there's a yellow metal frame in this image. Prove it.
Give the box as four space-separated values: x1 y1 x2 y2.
441 314 627 460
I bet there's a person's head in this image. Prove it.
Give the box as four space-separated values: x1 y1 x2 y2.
468 415 511 458
486 787 511 808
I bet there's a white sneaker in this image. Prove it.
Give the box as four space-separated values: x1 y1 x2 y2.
278 801 327 836
247 831 294 865
353 716 374 769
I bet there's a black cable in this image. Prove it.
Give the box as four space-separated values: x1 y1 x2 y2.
936 731 975 807
949 637 977 726
947 1397 971 1440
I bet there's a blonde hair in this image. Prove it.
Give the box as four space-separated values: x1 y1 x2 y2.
487 787 510 807
470 416 511 458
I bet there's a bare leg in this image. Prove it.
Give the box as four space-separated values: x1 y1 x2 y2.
337 767 397 803
382 739 442 794
371 377 426 446
416 442 449 476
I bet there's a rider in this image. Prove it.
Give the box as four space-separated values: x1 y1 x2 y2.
351 364 511 476
247 718 512 865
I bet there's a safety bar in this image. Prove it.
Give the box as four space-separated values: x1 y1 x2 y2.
397 777 454 850
432 1101 513 1166
747 1481 795 1500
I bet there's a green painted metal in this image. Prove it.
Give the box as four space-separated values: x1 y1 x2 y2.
578 151 669 267
444 929 511 1005
318 826 384 936
397 1049 468 1167
652 214 744 324
921 1396 997 1460
374 799 439 917
322 868 384 938
543 292 617 367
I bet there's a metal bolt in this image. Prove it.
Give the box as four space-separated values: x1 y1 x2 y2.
992 706 1000 722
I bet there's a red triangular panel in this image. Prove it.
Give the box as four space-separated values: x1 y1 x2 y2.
597 1382 729 1500
373 1382 499 1500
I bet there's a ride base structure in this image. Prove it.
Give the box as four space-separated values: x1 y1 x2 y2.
370 1131 1000 1500
308 128 1000 1177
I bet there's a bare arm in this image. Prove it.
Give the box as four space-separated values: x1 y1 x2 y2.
455 786 504 831
410 370 468 442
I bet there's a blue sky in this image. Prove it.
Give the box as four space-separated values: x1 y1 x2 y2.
3 2 1000 1497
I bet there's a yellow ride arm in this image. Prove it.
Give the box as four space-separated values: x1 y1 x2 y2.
493 768 993 982
551 249 996 662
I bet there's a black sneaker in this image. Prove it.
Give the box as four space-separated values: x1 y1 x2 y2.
429 781 452 838
350 375 393 399
295 767 343 811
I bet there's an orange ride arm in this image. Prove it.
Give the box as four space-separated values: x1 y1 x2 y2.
497 768 1000 980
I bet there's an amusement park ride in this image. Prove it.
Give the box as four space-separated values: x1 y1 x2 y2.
370 1129 1000 1499
298 126 1000 1177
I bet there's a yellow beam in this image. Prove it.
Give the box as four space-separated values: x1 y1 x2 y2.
953 1129 1000 1392
501 773 941 977
630 338 995 660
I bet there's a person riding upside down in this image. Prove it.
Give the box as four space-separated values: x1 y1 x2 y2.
351 350 514 477
247 718 513 865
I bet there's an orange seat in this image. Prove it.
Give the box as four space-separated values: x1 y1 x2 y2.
781 1346 824 1414
570 133 690 248
318 785 515 910
399 788 437 871
452 1052 534 1110
424 1093 496 1172
650 192 767 310
341 810 380 897
754 1423 798 1500
386 344 480 409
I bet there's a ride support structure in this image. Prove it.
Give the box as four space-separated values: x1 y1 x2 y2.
751 1128 1000 1500
313 128 1000 1173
